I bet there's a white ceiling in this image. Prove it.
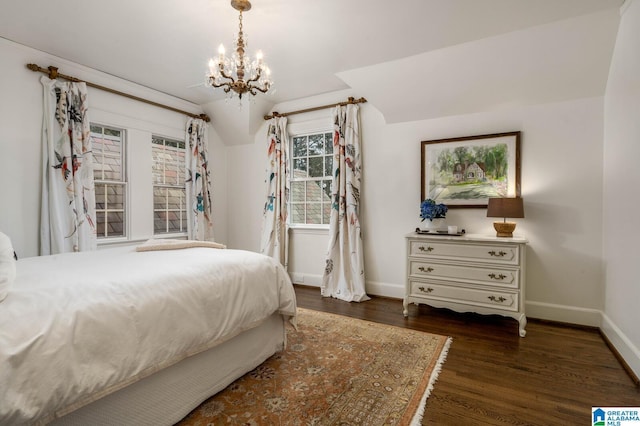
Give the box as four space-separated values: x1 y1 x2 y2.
0 0 624 131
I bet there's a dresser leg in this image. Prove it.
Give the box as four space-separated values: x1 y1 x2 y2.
403 299 409 317
518 314 527 337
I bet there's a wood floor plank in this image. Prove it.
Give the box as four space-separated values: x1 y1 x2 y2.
294 285 639 425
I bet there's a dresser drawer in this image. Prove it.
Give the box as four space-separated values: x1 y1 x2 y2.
410 281 519 312
409 260 519 289
409 240 520 265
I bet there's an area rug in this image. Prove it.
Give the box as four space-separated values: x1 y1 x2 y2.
176 308 451 426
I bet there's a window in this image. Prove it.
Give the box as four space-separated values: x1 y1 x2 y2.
152 136 187 235
290 132 333 225
91 124 126 239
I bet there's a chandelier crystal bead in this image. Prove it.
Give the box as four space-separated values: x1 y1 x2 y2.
206 0 272 100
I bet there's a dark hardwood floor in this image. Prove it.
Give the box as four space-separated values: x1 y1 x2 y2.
294 285 639 426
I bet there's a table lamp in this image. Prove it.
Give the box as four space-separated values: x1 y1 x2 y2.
486 197 524 237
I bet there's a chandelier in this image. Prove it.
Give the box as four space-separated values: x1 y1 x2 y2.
206 0 272 100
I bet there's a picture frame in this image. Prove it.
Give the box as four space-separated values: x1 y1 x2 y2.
421 131 521 208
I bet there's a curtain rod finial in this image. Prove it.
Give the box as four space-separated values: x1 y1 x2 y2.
198 113 211 122
26 63 40 72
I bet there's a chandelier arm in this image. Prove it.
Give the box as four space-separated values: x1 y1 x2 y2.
250 85 270 94
246 74 261 84
210 80 230 89
218 67 237 83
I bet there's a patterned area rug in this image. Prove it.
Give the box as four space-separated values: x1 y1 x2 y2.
177 308 451 426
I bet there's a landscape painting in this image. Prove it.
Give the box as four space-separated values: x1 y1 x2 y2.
421 132 521 208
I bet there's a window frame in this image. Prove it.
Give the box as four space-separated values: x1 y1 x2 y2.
151 135 188 237
90 123 128 242
289 129 334 229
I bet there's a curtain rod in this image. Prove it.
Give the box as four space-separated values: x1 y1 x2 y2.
26 64 210 123
263 96 367 120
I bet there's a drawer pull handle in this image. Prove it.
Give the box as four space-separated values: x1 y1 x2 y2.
418 246 434 253
418 266 434 273
418 286 434 293
488 250 507 257
488 273 507 280
488 295 507 303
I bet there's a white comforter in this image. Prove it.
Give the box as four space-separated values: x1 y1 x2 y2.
0 246 297 425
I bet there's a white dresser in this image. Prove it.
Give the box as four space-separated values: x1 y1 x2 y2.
404 232 528 337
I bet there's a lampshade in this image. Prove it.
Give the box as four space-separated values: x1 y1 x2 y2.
486 197 524 238
486 197 524 219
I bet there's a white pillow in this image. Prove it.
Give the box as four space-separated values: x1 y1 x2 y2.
0 231 16 302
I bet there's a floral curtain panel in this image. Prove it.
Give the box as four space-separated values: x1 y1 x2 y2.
185 118 214 241
40 76 97 255
322 104 369 302
260 117 290 267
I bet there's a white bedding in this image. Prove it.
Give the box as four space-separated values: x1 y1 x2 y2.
0 246 297 425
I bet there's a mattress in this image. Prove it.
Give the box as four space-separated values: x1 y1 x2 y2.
0 246 296 425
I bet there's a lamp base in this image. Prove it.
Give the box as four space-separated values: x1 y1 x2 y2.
493 221 516 237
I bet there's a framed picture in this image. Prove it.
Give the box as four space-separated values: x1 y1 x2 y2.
421 131 521 208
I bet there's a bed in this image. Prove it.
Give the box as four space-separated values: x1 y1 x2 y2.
0 241 297 425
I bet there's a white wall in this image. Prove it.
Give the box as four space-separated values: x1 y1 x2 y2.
602 0 640 378
0 38 227 256
226 89 606 326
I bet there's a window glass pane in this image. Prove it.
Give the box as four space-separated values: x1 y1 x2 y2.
177 153 186 185
291 203 305 224
105 128 121 137
107 184 125 210
90 124 102 133
102 155 122 180
96 211 105 236
324 156 333 177
293 158 307 177
107 212 125 237
324 133 333 154
154 187 167 210
306 181 322 202
154 212 166 233
152 163 163 185
322 179 332 200
306 203 321 224
293 136 307 157
167 211 181 233
308 157 323 178
164 164 179 185
291 181 305 203
323 203 331 224
308 134 323 156
95 184 106 209
167 188 183 209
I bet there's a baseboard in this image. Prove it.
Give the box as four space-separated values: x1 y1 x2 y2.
289 272 322 287
365 280 404 299
288 274 404 299
525 301 602 327
600 314 640 385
